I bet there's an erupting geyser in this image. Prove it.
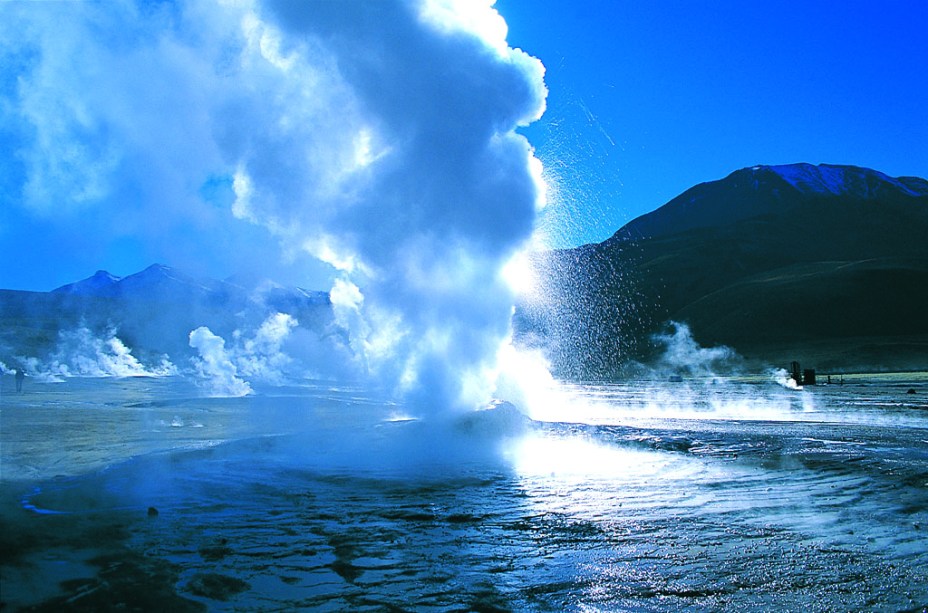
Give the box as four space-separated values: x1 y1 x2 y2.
3 0 549 414
246 1 549 415
245 0 545 410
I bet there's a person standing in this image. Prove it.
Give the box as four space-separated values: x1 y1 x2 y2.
15 368 25 393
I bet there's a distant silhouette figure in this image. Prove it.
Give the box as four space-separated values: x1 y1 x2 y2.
15 368 25 392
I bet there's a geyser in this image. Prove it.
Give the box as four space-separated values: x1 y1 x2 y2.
3 0 548 413
244 0 548 414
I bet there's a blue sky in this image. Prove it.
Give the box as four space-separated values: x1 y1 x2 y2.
1 0 926 291
498 0 928 246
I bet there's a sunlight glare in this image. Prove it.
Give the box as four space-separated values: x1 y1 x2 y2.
509 433 664 480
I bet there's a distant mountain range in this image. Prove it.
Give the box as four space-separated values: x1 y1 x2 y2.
522 163 928 376
0 264 330 363
53 263 327 306
4 163 927 378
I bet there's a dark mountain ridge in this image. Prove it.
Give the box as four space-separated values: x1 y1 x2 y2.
525 163 928 377
4 163 927 378
612 163 928 243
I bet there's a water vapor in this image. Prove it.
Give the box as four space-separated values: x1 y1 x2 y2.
771 367 803 390
188 312 301 395
52 327 177 378
244 1 548 413
649 321 741 379
8 327 176 382
2 0 547 415
189 326 253 397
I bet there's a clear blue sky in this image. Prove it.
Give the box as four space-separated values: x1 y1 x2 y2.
1 1 926 291
498 0 928 246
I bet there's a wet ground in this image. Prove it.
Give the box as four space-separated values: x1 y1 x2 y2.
2 376 927 611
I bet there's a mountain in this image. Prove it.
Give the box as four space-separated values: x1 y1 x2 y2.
54 270 122 296
5 163 927 378
1 265 332 363
54 263 241 304
523 163 928 377
52 264 330 313
612 163 928 242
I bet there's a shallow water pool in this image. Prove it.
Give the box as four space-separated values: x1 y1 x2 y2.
2 376 927 610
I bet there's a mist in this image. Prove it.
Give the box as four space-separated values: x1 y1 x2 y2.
648 321 741 379
2 0 548 415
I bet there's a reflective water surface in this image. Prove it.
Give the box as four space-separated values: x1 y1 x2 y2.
2 376 927 611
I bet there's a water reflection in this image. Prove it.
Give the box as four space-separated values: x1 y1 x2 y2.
2 376 927 610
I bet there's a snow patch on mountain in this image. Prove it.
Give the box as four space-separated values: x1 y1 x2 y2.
763 163 928 198
53 270 121 296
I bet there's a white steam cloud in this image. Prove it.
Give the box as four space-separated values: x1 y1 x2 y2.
11 327 176 381
233 312 298 384
240 1 548 413
188 312 303 395
771 367 803 390
189 326 253 397
650 321 741 378
53 327 177 378
3 0 547 414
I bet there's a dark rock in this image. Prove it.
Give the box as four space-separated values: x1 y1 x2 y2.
184 572 250 601
198 544 234 561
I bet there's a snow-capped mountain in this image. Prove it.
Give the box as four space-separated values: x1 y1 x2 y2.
53 269 122 297
54 264 236 300
611 163 928 242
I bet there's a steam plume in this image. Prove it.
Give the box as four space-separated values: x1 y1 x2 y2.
189 326 253 397
3 0 547 413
